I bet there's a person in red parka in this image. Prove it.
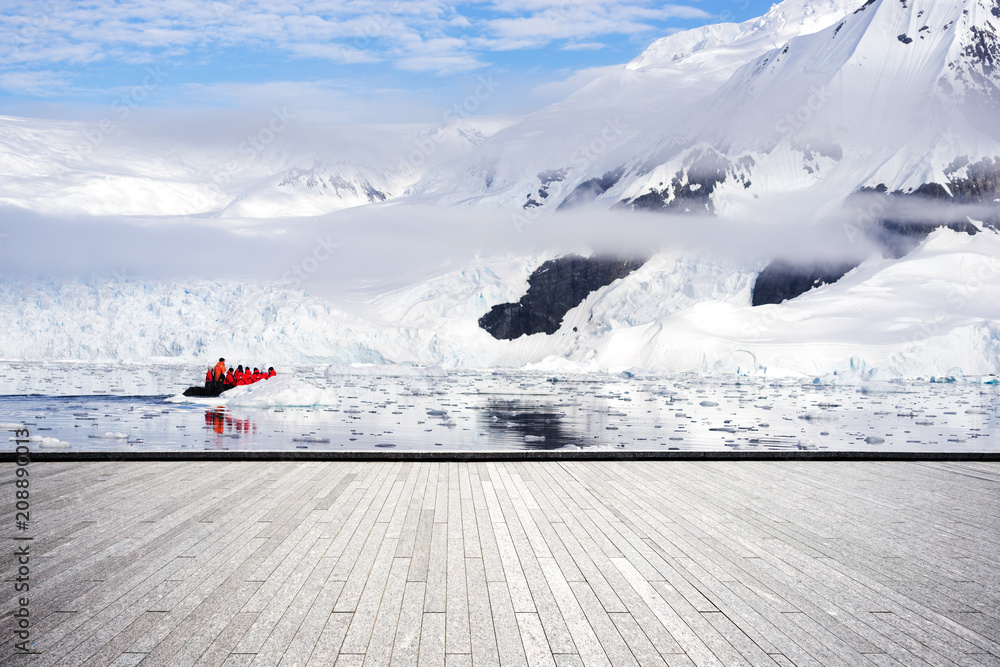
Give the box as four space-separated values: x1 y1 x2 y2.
205 368 213 386
267 367 276 378
225 368 235 387
213 358 227 382
252 368 262 382
234 365 244 384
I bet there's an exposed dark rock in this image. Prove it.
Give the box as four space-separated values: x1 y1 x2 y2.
624 149 753 214
873 218 979 259
752 157 1000 307
752 260 860 306
854 0 876 14
753 215 982 308
479 255 644 340
861 157 1000 232
898 34 913 45
557 168 624 210
277 165 389 202
523 169 568 209
794 139 844 174
954 21 1000 110
629 189 670 211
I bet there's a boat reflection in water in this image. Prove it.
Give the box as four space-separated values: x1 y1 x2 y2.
205 407 256 445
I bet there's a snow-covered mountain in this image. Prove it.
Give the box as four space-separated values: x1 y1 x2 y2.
414 0 1000 215
3 0 994 219
610 0 1000 214
5 227 1000 377
2 0 1000 378
411 0 867 209
0 115 514 217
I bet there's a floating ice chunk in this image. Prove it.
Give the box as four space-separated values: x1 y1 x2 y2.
227 377 340 408
524 435 546 442
5 434 72 448
293 436 331 443
88 432 128 439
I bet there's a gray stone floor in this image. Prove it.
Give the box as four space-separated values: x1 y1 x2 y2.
1 461 998 666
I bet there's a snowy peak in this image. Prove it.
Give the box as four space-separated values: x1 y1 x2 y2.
607 0 1000 213
735 0 865 47
625 23 745 70
411 0 871 211
625 0 861 71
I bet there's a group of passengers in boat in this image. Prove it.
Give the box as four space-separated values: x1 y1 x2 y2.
205 357 276 390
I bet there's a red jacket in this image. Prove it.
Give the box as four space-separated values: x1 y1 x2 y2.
253 371 263 382
205 370 213 383
225 371 234 385
268 369 276 378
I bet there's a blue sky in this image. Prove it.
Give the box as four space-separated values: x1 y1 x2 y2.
0 0 781 123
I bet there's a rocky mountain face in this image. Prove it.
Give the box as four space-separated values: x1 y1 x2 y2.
751 155 1000 306
470 0 1000 319
751 260 860 306
409 0 1000 231
479 256 645 339
610 0 1000 214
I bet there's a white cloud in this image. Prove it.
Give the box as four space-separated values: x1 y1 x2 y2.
0 0 710 78
480 2 710 49
176 79 443 124
561 42 607 51
0 70 71 96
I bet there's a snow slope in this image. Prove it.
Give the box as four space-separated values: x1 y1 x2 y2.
413 0 1000 216
0 115 514 218
410 0 864 209
3 0 993 218
609 0 1000 212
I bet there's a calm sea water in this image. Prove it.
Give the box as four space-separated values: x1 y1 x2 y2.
2 362 998 453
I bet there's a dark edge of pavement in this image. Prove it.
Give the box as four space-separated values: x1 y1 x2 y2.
2 450 1000 462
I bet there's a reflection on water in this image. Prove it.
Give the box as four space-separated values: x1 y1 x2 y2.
1 361 999 453
204 408 257 446
481 400 576 449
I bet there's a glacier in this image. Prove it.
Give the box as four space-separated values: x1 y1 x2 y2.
4 227 1000 379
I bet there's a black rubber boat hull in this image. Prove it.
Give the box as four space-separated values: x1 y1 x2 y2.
182 384 234 397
